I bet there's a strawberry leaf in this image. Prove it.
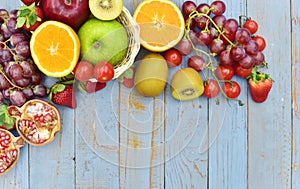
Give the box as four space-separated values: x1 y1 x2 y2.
16 3 40 29
18 9 31 17
55 84 66 93
16 17 26 28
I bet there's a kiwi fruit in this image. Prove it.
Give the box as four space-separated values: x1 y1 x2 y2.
170 68 204 100
134 53 168 97
89 0 123 20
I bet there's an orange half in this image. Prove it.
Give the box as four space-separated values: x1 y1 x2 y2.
30 21 80 77
133 0 185 52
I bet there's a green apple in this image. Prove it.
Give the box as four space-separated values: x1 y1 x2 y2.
78 18 128 66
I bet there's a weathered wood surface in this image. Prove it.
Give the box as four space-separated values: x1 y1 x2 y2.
0 0 298 188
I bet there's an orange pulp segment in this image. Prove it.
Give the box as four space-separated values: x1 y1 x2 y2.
30 21 80 77
133 0 185 52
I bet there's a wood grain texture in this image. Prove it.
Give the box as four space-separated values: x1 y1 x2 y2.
0 2 30 189
292 0 300 188
29 106 75 189
247 0 292 188
75 82 120 189
0 0 298 188
118 53 165 189
208 1 248 189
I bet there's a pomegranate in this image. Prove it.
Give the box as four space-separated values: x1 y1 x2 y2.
0 128 24 175
8 99 61 146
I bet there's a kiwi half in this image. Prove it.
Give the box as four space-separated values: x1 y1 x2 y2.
170 68 204 101
89 0 123 20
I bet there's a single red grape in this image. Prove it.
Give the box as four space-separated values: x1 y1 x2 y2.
243 19 258 34
196 30 212 46
203 79 220 98
164 48 182 67
252 36 266 51
215 65 234 80
210 1 226 16
220 49 234 66
176 39 193 56
196 3 211 14
222 81 241 99
188 55 205 71
182 1 197 16
235 28 251 45
238 54 255 69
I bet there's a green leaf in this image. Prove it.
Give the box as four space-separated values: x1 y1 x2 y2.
16 17 26 28
0 114 5 125
0 104 16 130
26 19 31 28
55 84 66 93
18 9 31 17
29 14 37 25
48 92 53 102
60 80 75 85
18 5 29 11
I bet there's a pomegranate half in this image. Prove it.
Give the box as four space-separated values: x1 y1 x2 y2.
8 99 61 146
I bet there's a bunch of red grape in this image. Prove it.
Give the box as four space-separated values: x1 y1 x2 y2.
0 9 47 106
176 0 268 101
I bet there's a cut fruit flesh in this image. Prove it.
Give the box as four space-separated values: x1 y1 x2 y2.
30 21 80 77
133 0 185 52
171 68 204 100
89 0 123 20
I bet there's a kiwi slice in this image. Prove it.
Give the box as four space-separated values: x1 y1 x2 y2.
89 0 123 20
170 68 204 101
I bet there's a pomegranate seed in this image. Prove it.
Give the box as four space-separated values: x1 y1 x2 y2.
0 131 11 150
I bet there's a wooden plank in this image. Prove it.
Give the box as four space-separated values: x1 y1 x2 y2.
119 3 164 188
0 2 29 189
164 0 209 186
118 54 165 189
29 106 75 189
292 0 300 188
75 82 120 188
208 1 248 188
164 96 208 189
247 0 292 188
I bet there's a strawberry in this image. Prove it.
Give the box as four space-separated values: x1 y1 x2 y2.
78 81 106 93
49 84 76 109
21 0 40 6
117 66 135 88
16 3 43 31
248 66 273 103
0 103 16 131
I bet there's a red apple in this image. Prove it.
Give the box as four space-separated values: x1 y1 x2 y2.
40 0 90 30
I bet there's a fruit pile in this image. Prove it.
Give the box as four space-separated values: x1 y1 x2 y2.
0 0 273 175
132 0 272 104
0 99 60 175
0 8 47 107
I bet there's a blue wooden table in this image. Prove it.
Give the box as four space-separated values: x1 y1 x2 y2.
1 0 299 188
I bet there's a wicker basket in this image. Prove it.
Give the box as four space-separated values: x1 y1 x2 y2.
90 7 140 81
